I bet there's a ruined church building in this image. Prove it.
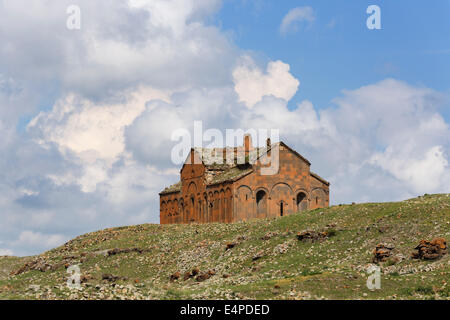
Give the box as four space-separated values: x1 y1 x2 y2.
160 135 330 224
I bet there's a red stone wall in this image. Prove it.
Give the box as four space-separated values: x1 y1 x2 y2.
160 144 330 225
232 144 329 222
160 191 182 225
160 150 235 224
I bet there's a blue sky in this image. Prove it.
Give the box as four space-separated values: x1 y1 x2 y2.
0 0 449 256
217 0 450 116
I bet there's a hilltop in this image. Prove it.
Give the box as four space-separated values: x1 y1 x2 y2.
0 194 449 300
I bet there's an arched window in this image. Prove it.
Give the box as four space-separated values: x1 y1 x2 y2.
256 190 267 216
297 192 307 212
190 197 195 222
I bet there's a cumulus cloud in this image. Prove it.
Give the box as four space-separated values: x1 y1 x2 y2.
125 86 241 167
0 0 233 256
239 79 450 202
15 231 68 249
0 0 235 99
280 6 315 35
370 146 449 194
233 57 300 108
0 249 13 256
27 87 170 192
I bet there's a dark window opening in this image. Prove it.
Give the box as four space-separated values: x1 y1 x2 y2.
297 192 307 212
256 190 267 216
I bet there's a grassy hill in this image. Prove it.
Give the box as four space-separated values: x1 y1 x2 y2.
0 194 449 300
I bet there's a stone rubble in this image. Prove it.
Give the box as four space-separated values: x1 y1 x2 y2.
412 238 447 260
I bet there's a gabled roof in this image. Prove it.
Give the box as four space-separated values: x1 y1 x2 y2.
207 165 254 186
276 142 311 166
159 181 182 195
310 171 330 186
160 141 328 194
161 146 258 195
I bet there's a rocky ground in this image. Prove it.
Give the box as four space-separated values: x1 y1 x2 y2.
0 194 449 300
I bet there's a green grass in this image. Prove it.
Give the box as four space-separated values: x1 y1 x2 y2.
0 193 449 300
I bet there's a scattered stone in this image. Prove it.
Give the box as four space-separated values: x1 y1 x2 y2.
236 235 247 241
412 238 447 260
226 242 237 250
261 232 278 241
106 247 148 256
102 274 126 282
10 259 63 275
80 274 93 284
296 231 328 242
28 285 40 292
183 271 192 281
251 265 261 272
273 242 289 255
192 268 200 276
170 272 180 281
252 251 265 261
372 244 394 263
196 270 216 282
183 268 201 281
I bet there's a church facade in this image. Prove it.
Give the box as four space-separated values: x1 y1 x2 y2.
159 135 330 224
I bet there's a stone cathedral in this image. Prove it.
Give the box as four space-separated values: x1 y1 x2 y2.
160 135 330 224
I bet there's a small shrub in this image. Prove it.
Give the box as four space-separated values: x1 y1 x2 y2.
326 229 337 237
400 288 413 296
415 286 434 295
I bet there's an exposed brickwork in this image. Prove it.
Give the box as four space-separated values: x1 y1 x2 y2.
160 137 330 224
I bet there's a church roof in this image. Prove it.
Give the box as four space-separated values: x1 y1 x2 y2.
159 142 329 195
159 163 254 195
160 181 182 195
207 165 253 186
310 171 330 186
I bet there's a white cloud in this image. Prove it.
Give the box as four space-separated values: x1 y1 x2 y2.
238 78 450 202
0 0 235 99
370 146 449 194
125 86 241 167
0 249 13 256
28 87 171 192
233 57 300 108
15 231 68 250
0 0 235 256
280 6 315 35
